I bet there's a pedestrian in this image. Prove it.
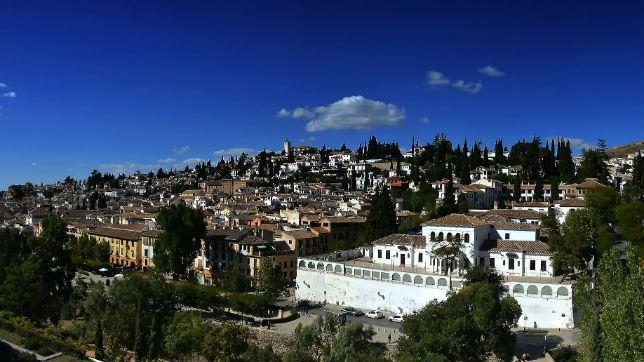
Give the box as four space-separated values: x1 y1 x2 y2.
388 333 392 344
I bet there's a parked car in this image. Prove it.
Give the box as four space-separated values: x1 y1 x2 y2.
366 310 384 319
388 314 404 323
339 307 364 317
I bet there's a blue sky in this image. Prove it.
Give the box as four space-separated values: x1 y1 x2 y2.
1 1 643 187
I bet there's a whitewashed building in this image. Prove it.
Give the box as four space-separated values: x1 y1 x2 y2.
296 214 572 329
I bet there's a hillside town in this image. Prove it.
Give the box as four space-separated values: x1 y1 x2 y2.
1 135 643 361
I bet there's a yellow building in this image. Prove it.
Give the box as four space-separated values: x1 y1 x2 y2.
87 226 143 268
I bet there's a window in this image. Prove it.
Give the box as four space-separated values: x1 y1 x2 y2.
529 260 535 270
464 234 470 243
378 249 382 258
505 233 510 240
541 260 547 271
489 258 495 268
418 253 423 263
386 250 390 259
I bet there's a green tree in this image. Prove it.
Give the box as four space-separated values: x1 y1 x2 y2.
397 266 521 362
164 311 208 359
584 186 619 224
101 273 177 358
361 188 397 243
512 176 521 203
221 257 250 292
550 209 599 273
457 194 469 214
0 215 76 323
329 323 387 362
201 323 251 362
256 258 288 300
615 202 644 262
533 178 544 201
573 247 644 361
154 204 207 279
291 313 339 361
0 227 32 281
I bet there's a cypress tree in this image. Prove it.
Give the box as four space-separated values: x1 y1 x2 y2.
534 178 544 201
457 194 469 214
95 318 103 358
551 178 560 201
361 188 397 243
513 176 522 202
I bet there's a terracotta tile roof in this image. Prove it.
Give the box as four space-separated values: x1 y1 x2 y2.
481 239 552 256
282 229 317 239
490 220 540 231
206 228 249 241
89 226 142 240
142 229 162 238
474 209 543 220
310 226 331 234
422 214 488 228
321 216 367 223
577 178 604 189
555 199 586 207
238 235 268 245
372 234 426 247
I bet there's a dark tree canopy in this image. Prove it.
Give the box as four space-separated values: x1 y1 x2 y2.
397 266 521 362
154 204 207 278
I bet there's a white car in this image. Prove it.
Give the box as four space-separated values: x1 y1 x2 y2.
366 310 384 319
388 314 404 323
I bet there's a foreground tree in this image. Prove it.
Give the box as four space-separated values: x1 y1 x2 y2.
397 266 521 361
550 208 599 273
154 204 207 278
100 273 177 359
201 323 251 362
164 311 209 359
573 247 644 361
289 314 384 362
615 202 644 261
0 215 75 323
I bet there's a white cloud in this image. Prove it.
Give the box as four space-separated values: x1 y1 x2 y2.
277 108 291 117
451 80 483 94
420 116 430 125
173 158 208 169
174 145 191 154
299 136 316 143
31 162 37 166
427 70 450 85
426 70 483 94
213 147 257 159
547 137 594 151
478 65 506 77
281 95 405 132
2 91 16 98
0 82 6 88
157 157 176 164
99 162 160 174
292 107 316 119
